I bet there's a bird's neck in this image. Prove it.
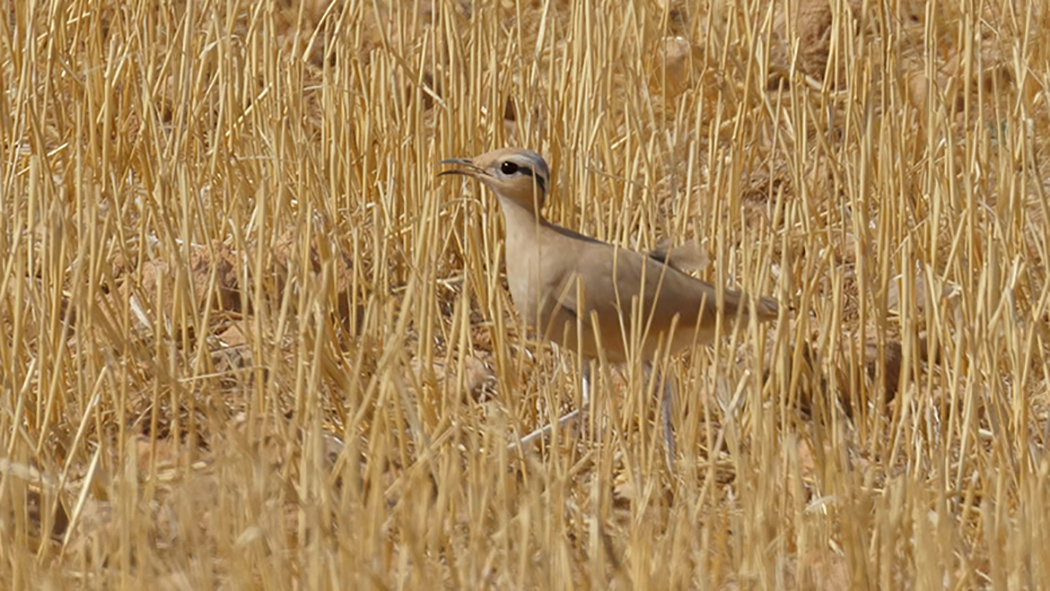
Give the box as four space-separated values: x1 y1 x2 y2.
496 196 546 244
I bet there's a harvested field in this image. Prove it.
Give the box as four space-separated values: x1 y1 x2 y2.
2 0 1050 588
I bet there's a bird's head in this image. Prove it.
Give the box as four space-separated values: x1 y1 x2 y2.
439 148 550 213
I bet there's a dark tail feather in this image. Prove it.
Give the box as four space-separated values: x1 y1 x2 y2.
751 295 779 321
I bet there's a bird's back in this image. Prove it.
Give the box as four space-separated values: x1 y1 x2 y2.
527 224 777 363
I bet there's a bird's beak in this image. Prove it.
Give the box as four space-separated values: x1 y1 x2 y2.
438 158 484 178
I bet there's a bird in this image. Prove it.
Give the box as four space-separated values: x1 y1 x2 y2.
439 147 778 465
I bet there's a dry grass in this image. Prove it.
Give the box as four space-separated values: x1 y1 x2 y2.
2 0 1050 588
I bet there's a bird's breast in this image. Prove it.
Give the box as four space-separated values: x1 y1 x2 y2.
501 242 573 325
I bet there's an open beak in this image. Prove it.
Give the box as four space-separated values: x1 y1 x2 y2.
438 158 484 178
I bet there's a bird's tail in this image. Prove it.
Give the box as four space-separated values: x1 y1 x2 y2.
749 295 780 321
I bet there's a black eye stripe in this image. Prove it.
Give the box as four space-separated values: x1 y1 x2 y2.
515 167 545 192
500 160 546 192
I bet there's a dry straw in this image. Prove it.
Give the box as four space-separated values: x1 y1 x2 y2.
1 0 1049 588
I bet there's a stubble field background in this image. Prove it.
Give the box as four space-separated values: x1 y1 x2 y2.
2 0 1049 588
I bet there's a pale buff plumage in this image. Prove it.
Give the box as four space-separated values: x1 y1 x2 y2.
440 148 778 460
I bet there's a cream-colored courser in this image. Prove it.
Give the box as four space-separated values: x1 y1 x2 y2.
440 148 778 461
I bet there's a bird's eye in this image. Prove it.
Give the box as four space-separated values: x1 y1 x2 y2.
500 161 520 175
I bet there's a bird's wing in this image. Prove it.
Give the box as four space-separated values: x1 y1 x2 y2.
560 242 776 330
648 239 710 274
554 244 703 340
540 229 778 357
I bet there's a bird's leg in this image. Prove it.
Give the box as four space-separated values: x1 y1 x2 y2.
579 359 591 438
659 372 675 471
645 363 676 471
508 359 591 451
